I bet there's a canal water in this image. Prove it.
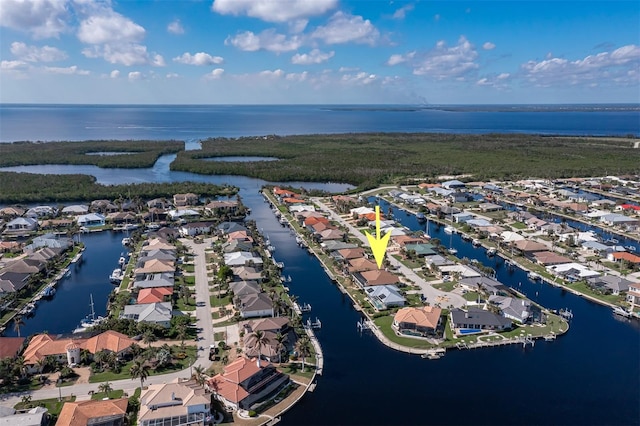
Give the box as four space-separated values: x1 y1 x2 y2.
1 159 638 425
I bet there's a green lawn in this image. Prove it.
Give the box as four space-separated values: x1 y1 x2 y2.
14 396 76 417
91 389 124 400
175 297 196 311
565 281 624 305
510 222 527 230
463 291 480 302
373 316 435 349
433 282 456 292
210 294 232 307
184 276 196 286
182 264 195 273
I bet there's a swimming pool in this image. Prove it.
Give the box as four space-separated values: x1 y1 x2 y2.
458 328 482 335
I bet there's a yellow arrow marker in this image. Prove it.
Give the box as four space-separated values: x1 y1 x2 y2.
365 205 391 269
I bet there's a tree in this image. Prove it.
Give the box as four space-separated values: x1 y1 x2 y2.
130 360 150 389
13 316 24 337
274 333 287 363
176 323 188 346
295 337 312 372
249 330 270 367
98 381 113 398
142 330 157 348
21 395 32 407
192 365 206 386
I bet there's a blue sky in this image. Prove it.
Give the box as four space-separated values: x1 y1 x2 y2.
1 0 638 104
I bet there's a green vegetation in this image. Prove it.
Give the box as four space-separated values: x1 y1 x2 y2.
0 140 183 168
171 133 640 189
91 389 124 400
0 172 237 203
14 396 76 418
373 315 435 349
433 282 456 292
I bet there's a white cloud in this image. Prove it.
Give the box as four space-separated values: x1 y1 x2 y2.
152 54 165 67
167 19 184 35
205 68 225 80
392 36 479 80
82 44 164 67
226 29 303 53
476 72 510 89
286 71 308 82
128 71 142 81
173 52 224 66
166 72 179 79
10 41 67 62
0 0 69 39
259 69 285 78
291 49 334 65
483 42 496 50
392 4 414 20
42 65 89 75
211 0 337 22
288 19 308 34
77 11 145 45
0 60 28 71
341 71 377 85
521 44 640 87
312 12 380 45
110 69 120 78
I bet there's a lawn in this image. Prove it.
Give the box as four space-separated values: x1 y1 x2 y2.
210 294 232 307
373 316 435 349
433 282 456 292
182 264 195 273
184 276 196 286
14 396 76 417
510 222 528 230
175 297 196 311
91 389 124 400
566 281 624 305
463 291 480 302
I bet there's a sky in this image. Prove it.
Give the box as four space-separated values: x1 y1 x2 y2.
0 0 639 104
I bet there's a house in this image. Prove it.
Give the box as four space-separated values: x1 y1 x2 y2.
206 200 240 216
217 222 248 235
90 199 119 213
459 276 510 296
61 204 89 215
237 293 274 318
106 211 137 224
224 251 263 267
441 179 466 190
57 398 128 426
134 259 175 277
333 247 365 262
586 275 633 295
223 240 254 253
230 280 261 297
607 252 640 265
133 273 174 289
4 217 38 233
0 406 48 426
147 198 171 209
512 239 549 256
532 251 573 266
439 264 482 279
404 243 436 257
22 331 135 372
626 283 640 305
244 317 290 334
0 206 25 218
393 306 442 336
353 269 400 288
137 249 176 266
0 271 31 293
600 213 639 227
167 209 200 220
25 205 56 218
478 202 503 212
488 295 532 323
0 337 24 359
231 266 263 282
178 221 214 237
452 212 474 223
137 286 173 304
76 213 106 227
138 379 210 426
121 302 173 328
243 330 282 362
547 263 600 281
317 228 345 241
321 241 358 252
347 258 378 274
364 285 406 310
24 234 72 252
207 357 289 411
450 307 513 332
173 193 199 207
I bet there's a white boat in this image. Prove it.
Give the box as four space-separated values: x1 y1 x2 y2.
625 245 637 252
122 223 139 231
528 272 541 281
472 239 481 247
447 248 458 255
444 225 455 235
109 268 124 283
613 306 632 318
118 256 126 266
487 248 497 256
42 286 56 298
122 237 131 246
74 294 106 333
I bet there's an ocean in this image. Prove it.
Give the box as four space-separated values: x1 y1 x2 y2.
0 104 639 142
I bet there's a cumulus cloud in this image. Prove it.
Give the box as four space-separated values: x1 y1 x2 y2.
0 60 29 71
77 11 145 45
211 0 337 22
521 44 640 87
476 72 510 89
42 65 90 75
259 69 285 78
110 69 120 78
225 29 303 53
0 0 69 39
167 19 184 35
286 71 308 82
483 42 496 50
10 41 67 62
128 71 142 81
166 72 179 79
291 49 334 65
82 43 152 66
205 68 225 80
392 4 414 20
173 52 224 66
312 12 380 45
341 71 377 85
389 36 479 80
152 54 166 67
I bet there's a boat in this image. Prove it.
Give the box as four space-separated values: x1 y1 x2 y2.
416 212 426 222
73 294 106 333
612 306 632 318
122 237 131 246
444 225 455 235
109 268 124 283
528 272 541 281
447 248 458 255
122 223 139 231
300 303 312 312
486 248 497 257
118 256 126 266
472 239 481 247
64 269 71 278
42 286 56 298
275 261 284 269
286 275 292 283
559 308 574 320
625 245 637 252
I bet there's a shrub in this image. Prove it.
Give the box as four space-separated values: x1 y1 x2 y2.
248 410 257 417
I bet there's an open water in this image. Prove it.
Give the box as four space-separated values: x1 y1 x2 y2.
0 104 638 425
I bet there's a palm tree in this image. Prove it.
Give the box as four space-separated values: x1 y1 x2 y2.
98 381 113 398
130 360 150 389
13 356 27 379
192 365 206 386
274 333 287 363
295 337 312 372
142 330 157 348
13 316 24 337
249 330 270 367
176 323 188 346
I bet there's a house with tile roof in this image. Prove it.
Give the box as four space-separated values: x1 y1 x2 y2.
237 293 274 318
626 282 640 306
207 357 289 411
353 269 401 288
134 259 175 278
173 193 199 207
57 398 128 426
138 378 210 426
347 257 378 274
333 247 365 263
0 337 25 359
393 306 442 336
137 287 173 304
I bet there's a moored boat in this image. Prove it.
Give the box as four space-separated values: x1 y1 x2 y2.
109 268 124 283
613 306 632 318
487 248 497 257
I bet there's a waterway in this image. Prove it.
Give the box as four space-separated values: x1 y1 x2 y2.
1 160 638 425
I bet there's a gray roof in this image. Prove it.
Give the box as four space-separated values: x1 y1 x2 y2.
133 274 174 289
321 241 358 252
488 295 531 322
230 280 261 297
364 285 406 307
217 222 247 234
223 240 254 253
587 275 632 292
238 293 273 313
0 406 47 426
450 307 513 329
459 276 510 295
224 251 263 266
122 302 173 323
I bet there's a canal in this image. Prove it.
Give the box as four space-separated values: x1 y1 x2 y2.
0 159 638 425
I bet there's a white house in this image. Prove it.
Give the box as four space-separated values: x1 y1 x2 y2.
76 213 106 227
178 222 214 237
5 217 38 232
224 251 263 267
122 302 173 328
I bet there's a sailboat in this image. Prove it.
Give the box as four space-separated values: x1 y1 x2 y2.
73 294 106 333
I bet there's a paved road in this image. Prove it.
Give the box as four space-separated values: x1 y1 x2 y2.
312 198 466 309
0 238 214 409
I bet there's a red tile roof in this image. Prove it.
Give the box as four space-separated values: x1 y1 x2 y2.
137 287 173 304
0 337 24 359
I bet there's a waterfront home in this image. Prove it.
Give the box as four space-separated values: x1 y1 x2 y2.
0 406 48 426
38 218 74 231
0 240 22 253
365 285 406 310
57 398 128 426
207 357 289 411
512 239 549 257
333 247 366 263
321 240 358 252
229 280 261 297
424 254 455 270
243 330 282 362
586 275 633 295
231 266 263 282
217 221 248 235
600 213 640 228
142 238 177 253
22 330 135 372
206 199 240 216
0 206 25 218
61 204 89 215
459 276 511 296
134 259 175 278
147 198 171 209
137 286 173 304
547 263 600 281
138 378 210 426
25 205 56 218
289 204 317 214
273 187 299 199
237 293 274 318
227 230 253 243
532 251 573 266
347 257 379 274
24 234 72 252
76 213 106 227
626 282 640 306
4 217 38 233
404 243 436 257
245 317 290 335
0 337 25 359
133 273 175 289
452 212 474 223
439 264 482 279
89 199 119 213
121 302 173 327
450 307 513 333
442 179 466 190
173 193 199 207
178 221 214 237
137 249 176 265
393 306 442 336
106 211 137 224
353 269 401 288
223 239 253 253
488 295 533 323
224 251 263 267
0 271 30 293
607 252 640 265
317 228 345 241
167 208 200 221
